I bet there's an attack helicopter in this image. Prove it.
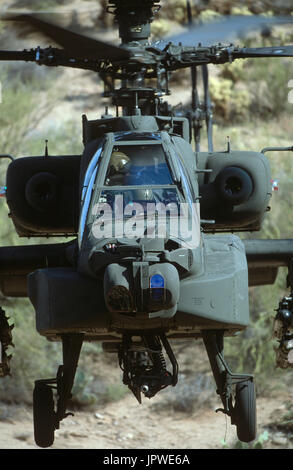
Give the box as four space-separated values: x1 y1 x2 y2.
1 0 293 448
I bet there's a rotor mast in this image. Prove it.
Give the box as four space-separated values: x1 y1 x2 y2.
105 0 166 116
107 0 160 45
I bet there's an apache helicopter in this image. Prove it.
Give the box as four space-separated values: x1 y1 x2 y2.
1 0 293 449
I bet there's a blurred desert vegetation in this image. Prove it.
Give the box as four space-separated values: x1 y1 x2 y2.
0 0 293 414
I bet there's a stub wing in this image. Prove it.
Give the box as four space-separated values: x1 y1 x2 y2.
0 242 75 297
244 239 293 286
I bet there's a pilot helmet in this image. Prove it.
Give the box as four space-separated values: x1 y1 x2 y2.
108 150 130 175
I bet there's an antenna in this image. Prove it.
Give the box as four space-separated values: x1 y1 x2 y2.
44 139 49 157
227 136 231 153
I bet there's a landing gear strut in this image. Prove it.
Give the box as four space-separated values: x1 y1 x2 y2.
33 334 83 448
202 330 256 443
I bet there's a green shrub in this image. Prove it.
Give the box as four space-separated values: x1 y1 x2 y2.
0 299 61 404
209 75 251 122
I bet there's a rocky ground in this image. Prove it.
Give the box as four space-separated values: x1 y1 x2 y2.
1 340 293 451
0 393 293 450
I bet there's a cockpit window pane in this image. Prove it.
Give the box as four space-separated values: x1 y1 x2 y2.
79 166 98 244
105 144 173 186
98 187 181 214
114 132 161 141
81 146 103 202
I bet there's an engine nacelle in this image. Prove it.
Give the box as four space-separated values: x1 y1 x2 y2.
6 155 81 236
197 150 272 231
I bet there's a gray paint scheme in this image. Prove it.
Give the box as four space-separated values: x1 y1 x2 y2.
0 117 282 340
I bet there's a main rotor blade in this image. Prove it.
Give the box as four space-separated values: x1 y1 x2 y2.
154 15 293 47
233 45 293 58
0 50 35 61
2 13 130 61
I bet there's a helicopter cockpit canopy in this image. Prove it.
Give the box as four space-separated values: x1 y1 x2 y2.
78 131 200 256
105 142 173 187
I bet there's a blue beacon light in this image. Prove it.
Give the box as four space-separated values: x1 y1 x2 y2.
150 274 165 289
150 274 165 303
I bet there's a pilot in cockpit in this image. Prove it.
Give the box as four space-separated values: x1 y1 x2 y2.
105 150 131 186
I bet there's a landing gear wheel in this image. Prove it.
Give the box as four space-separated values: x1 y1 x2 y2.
235 379 256 443
33 383 56 448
